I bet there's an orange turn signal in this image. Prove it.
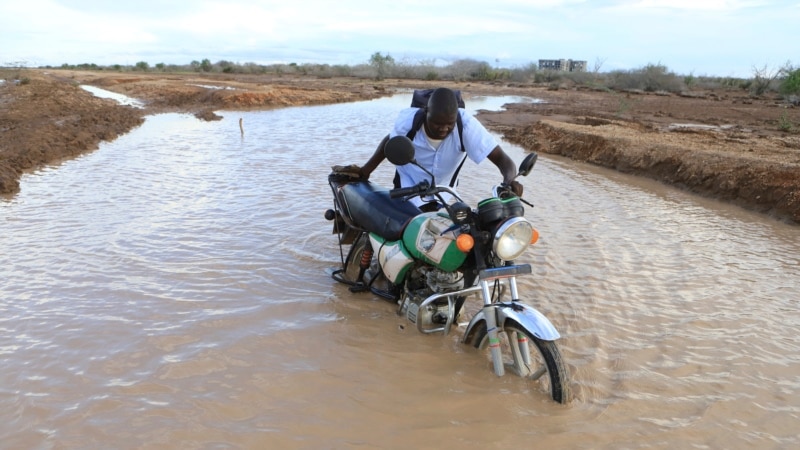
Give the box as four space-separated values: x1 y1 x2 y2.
456 233 474 252
530 228 540 245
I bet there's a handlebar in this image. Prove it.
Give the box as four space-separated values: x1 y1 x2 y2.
390 180 430 199
390 180 532 209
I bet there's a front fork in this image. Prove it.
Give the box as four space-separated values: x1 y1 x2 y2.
480 276 527 377
473 264 544 377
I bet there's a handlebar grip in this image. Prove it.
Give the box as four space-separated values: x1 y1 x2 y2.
390 181 429 199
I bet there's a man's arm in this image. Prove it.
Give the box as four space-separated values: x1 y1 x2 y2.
359 134 390 180
487 145 523 196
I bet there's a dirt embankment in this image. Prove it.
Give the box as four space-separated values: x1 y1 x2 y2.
1 69 799 224
477 87 800 224
0 70 145 193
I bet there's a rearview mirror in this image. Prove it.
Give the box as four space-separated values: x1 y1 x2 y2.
517 153 538 177
384 135 416 166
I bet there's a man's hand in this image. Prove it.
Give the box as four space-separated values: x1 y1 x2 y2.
331 164 363 180
508 180 523 197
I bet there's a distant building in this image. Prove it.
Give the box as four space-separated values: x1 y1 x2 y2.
538 59 587 72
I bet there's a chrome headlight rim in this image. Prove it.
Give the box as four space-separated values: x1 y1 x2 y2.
492 217 533 261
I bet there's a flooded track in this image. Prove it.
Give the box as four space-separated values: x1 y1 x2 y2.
1 93 799 448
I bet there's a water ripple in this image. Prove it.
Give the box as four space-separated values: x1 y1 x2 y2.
1 95 799 447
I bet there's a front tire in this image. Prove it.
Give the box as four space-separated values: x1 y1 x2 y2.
470 320 571 404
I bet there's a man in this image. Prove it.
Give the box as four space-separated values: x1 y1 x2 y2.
359 87 523 210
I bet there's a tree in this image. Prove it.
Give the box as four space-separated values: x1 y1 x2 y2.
473 61 493 80
751 64 782 96
369 52 395 80
450 58 485 82
217 60 235 73
592 57 607 74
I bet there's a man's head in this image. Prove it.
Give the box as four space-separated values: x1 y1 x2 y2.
424 88 459 140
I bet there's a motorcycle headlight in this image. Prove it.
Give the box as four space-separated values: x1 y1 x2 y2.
492 217 533 261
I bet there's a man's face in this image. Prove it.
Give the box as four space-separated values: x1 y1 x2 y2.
424 111 457 140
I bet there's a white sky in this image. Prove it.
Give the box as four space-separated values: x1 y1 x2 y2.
1 0 797 77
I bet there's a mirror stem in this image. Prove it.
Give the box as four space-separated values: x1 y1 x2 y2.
414 160 436 187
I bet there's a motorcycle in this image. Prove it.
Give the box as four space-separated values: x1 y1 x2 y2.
324 136 570 404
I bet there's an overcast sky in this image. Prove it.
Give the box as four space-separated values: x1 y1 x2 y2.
1 0 797 77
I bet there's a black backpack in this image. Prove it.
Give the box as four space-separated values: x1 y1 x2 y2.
398 89 467 188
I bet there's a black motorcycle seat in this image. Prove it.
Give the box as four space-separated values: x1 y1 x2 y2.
338 181 422 241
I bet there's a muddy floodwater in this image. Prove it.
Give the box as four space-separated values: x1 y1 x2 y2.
1 93 799 449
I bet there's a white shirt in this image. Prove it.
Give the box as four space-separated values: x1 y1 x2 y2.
389 108 498 206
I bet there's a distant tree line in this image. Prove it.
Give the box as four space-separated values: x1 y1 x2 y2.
31 52 800 103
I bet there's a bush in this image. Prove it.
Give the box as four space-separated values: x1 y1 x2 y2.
562 70 597 87
34 55 796 100
777 111 793 132
535 70 562 84
779 67 800 97
448 58 485 81
608 63 684 93
507 63 537 83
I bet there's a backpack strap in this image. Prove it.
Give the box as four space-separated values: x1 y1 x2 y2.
448 151 468 188
449 112 466 187
404 108 425 142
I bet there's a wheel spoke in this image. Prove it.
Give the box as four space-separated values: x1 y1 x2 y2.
473 322 570 403
529 365 547 381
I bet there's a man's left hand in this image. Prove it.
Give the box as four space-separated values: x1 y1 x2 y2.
508 181 523 197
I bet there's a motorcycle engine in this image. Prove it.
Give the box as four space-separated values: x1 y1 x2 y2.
398 267 463 331
425 267 464 293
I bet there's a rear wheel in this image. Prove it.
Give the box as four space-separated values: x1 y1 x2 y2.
332 232 369 286
471 320 571 404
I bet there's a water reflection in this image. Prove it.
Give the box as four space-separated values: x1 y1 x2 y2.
80 85 145 108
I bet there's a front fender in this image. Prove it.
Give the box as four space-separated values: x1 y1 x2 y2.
463 302 561 345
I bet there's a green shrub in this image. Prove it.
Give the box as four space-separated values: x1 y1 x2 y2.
779 68 800 96
684 73 696 89
777 110 794 132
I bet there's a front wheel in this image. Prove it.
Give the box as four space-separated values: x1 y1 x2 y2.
470 320 571 404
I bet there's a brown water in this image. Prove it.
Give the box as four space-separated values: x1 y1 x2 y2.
1 94 799 449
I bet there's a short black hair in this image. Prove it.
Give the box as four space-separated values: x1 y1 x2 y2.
427 88 458 117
